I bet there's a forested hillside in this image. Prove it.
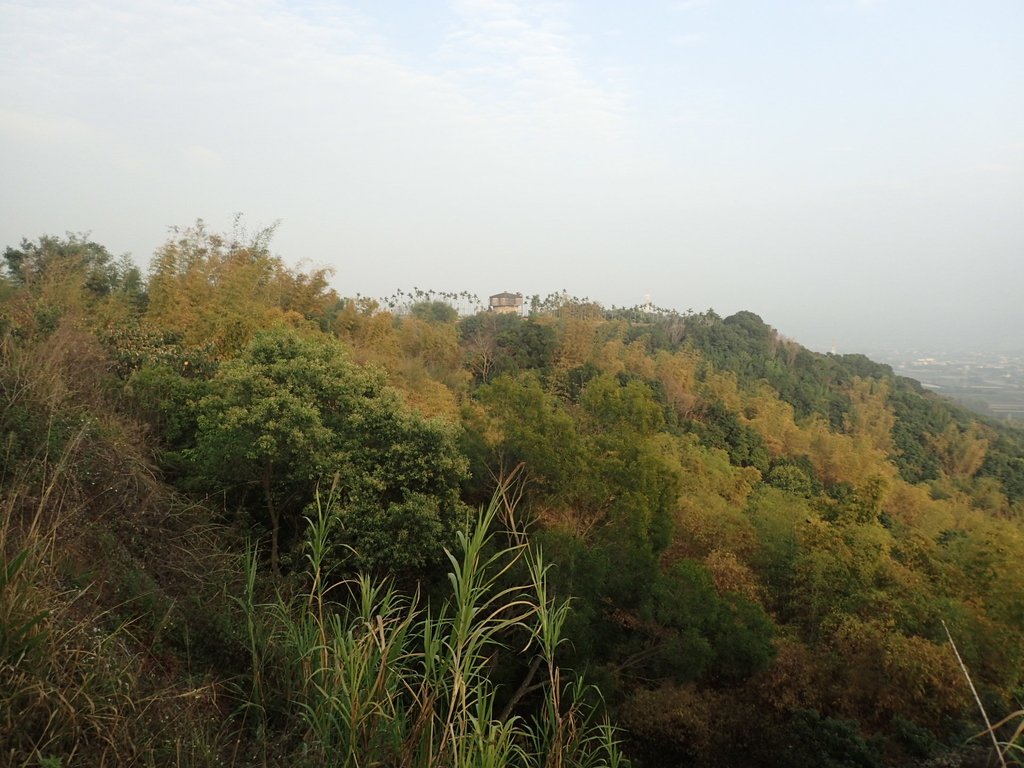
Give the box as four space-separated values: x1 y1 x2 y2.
3 225 1023 767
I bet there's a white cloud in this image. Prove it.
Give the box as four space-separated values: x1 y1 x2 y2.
0 0 630 275
0 0 625 161
435 0 625 148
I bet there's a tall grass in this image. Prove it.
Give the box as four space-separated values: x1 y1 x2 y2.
1 325 233 766
0 430 156 766
945 619 1024 768
248 478 627 767
2 316 626 765
987 710 1024 767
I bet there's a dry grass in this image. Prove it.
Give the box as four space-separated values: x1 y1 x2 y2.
1 318 628 766
981 710 1024 768
0 322 241 767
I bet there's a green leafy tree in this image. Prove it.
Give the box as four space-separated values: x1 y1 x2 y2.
475 372 582 494
3 234 119 294
692 400 771 473
2 234 146 334
409 299 458 324
459 313 556 383
188 326 468 574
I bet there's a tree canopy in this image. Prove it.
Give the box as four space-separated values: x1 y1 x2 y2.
187 326 469 575
4 226 1024 768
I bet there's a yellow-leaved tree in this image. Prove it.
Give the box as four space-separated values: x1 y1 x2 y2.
146 219 337 358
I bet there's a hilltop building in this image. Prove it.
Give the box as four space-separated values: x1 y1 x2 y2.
489 292 524 315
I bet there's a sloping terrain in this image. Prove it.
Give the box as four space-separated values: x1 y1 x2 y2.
2 228 1022 767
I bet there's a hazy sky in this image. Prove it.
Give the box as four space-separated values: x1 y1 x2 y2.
2 0 1022 353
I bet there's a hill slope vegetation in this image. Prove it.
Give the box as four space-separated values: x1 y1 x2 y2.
2 226 1023 767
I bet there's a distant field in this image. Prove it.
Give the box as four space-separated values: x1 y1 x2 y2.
937 387 1024 420
871 351 1024 423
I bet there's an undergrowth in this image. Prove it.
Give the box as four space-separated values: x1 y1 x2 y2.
1 324 239 766
239 477 627 767
1 321 626 766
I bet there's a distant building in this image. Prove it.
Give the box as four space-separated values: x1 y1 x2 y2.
489 292 524 315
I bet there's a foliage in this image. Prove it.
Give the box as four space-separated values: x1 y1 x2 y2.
0 234 146 344
690 399 772 473
4 227 1024 767
980 429 1024 503
672 310 855 426
409 298 459 324
244 482 628 768
2 233 142 303
186 325 469 576
889 379 949 482
146 219 338 357
459 312 556 383
0 307 242 766
774 709 885 768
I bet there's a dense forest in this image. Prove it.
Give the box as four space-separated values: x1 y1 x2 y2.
2 224 1023 767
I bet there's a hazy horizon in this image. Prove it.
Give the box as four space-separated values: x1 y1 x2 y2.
2 0 1021 355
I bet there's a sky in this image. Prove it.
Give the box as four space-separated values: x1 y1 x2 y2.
1 0 1022 353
